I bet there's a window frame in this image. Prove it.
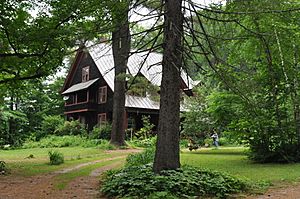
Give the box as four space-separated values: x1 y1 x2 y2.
98 86 107 104
98 113 107 125
82 66 90 82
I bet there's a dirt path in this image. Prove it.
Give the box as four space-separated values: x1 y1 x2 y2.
0 149 140 199
5 147 300 199
246 183 300 199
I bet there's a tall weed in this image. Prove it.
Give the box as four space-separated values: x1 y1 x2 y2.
0 161 9 175
125 147 155 167
48 151 64 165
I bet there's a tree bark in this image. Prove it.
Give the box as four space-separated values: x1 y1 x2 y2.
153 0 183 173
110 1 130 146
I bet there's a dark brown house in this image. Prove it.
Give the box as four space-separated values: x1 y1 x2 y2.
61 42 197 131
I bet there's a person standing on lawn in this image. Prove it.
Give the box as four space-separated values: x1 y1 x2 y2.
211 131 219 148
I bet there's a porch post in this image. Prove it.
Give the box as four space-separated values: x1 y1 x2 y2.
123 110 128 130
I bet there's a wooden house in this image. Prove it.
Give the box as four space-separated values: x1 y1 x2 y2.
61 42 198 132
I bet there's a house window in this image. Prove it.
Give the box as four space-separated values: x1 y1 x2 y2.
79 116 85 124
98 113 107 125
82 66 90 82
98 86 107 104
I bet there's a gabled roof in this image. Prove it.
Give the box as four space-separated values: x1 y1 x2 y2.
87 42 198 92
62 78 99 95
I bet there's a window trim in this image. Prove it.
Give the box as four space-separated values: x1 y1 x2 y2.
82 66 90 82
98 113 107 125
98 86 107 104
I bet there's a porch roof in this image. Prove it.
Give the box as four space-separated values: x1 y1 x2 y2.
62 78 99 95
125 95 187 112
125 95 160 110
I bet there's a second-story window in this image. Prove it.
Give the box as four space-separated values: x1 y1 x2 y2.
82 66 90 82
98 86 107 104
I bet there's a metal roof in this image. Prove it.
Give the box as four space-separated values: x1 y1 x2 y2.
125 94 187 111
87 42 197 91
62 78 99 94
125 95 160 110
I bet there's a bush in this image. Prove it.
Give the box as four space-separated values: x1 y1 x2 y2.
48 150 64 165
128 136 157 148
22 135 116 150
23 135 88 148
56 120 87 136
134 115 155 139
125 147 155 167
90 123 112 140
38 115 64 139
248 142 299 163
96 139 117 150
101 164 248 199
180 139 189 148
0 161 9 175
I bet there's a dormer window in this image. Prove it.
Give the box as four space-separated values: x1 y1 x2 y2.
98 86 107 104
82 66 89 82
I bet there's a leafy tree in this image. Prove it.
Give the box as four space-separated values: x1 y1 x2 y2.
0 108 28 146
184 0 300 162
181 87 213 141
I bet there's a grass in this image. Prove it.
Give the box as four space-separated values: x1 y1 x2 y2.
0 147 126 176
54 158 125 190
3 146 300 193
181 147 300 185
0 147 105 161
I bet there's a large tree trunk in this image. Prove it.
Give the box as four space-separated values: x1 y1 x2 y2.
153 0 183 173
110 1 130 146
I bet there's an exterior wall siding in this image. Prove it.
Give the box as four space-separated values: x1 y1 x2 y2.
64 51 114 129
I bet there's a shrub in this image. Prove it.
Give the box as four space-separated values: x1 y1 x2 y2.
23 135 89 148
56 120 87 136
90 123 112 140
128 136 157 148
38 115 64 139
134 115 155 139
180 139 189 148
23 135 87 148
101 164 248 199
48 150 64 165
248 142 299 163
0 161 9 175
125 147 155 167
22 135 116 150
96 139 116 150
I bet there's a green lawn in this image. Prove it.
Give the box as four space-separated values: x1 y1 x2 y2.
181 147 300 185
0 147 107 161
0 147 126 176
3 146 300 188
